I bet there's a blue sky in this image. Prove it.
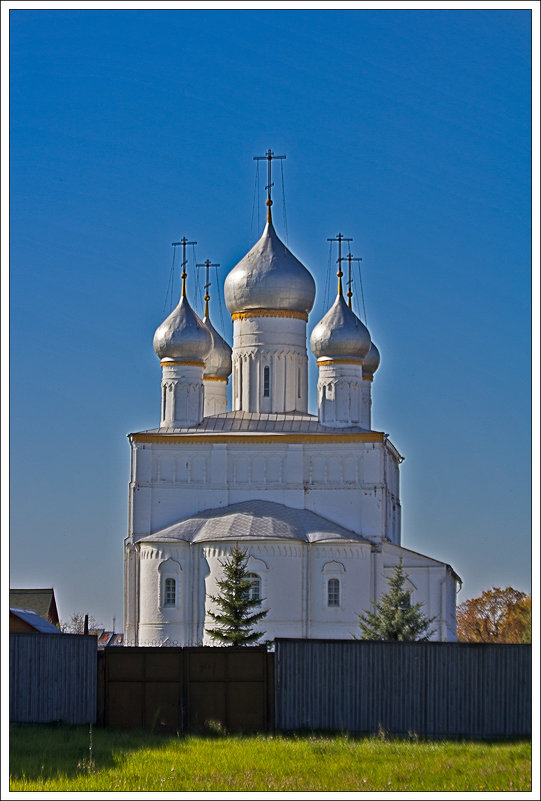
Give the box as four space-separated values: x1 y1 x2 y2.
5 7 535 629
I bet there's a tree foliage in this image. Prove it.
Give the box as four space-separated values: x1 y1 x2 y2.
357 558 436 641
205 543 268 646
456 586 531 643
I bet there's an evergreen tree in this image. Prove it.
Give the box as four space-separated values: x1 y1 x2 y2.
205 543 268 646
357 558 435 641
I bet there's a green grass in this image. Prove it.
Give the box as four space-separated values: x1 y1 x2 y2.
10 723 531 792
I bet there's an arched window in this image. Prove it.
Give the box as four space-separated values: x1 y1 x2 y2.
162 384 167 418
263 366 270 397
327 578 340 607
164 577 176 607
246 573 261 602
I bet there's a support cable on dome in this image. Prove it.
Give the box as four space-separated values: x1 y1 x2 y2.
280 157 288 243
355 258 368 325
324 240 332 310
251 160 260 238
214 263 226 335
163 243 177 314
342 252 363 311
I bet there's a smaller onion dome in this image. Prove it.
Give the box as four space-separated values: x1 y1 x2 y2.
310 292 371 361
363 341 381 377
224 220 316 316
202 315 232 378
153 295 212 363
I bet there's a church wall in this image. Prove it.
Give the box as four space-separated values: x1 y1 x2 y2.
129 438 399 544
202 541 307 643
308 543 373 639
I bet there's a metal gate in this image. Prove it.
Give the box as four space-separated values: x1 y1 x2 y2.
98 646 274 734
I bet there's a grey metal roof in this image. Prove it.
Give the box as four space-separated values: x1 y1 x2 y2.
138 500 371 545
10 608 61 634
134 410 374 436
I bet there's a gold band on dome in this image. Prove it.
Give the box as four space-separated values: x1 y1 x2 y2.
362 374 374 381
317 358 364 367
161 360 205 367
204 376 228 382
232 309 308 322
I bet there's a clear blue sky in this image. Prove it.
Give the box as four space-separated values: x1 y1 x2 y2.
6 7 534 629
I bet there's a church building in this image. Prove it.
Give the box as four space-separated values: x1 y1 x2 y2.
124 155 460 646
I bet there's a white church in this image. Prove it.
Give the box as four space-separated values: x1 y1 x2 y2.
124 156 460 646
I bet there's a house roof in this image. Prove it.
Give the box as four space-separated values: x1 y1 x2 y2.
10 608 61 634
9 588 59 624
139 499 372 546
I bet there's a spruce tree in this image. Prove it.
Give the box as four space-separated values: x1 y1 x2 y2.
357 558 435 641
205 543 268 646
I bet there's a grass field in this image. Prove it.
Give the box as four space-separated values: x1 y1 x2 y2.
10 723 531 792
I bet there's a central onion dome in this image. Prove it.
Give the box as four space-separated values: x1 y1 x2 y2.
153 294 212 363
310 292 371 361
224 220 316 316
202 315 232 378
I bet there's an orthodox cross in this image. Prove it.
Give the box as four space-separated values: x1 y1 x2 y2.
339 252 363 310
253 149 286 222
327 233 353 296
196 259 220 318
172 237 197 298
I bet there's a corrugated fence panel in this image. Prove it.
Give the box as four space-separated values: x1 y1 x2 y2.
10 633 97 724
275 639 531 739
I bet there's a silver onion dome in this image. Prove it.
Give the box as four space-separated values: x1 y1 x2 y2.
363 341 381 376
153 295 212 362
202 315 232 378
224 220 316 316
310 293 371 361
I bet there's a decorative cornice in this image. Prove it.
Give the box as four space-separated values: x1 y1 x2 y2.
232 309 308 322
131 431 385 445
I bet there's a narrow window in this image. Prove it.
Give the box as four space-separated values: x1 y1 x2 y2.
246 573 261 602
164 578 176 607
297 367 301 398
162 385 167 418
328 578 340 607
263 366 270 397
239 360 243 408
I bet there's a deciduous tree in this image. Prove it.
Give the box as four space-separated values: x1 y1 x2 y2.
205 543 268 646
456 587 531 643
357 558 436 641
61 613 101 634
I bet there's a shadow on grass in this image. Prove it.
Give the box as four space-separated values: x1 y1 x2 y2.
9 722 181 781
